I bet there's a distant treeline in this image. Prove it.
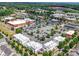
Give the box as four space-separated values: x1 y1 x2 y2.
0 2 79 10
0 2 50 10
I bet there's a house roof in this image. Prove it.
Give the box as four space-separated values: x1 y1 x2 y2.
66 30 75 35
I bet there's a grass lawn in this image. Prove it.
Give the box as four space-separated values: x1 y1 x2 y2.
0 33 3 39
0 22 15 37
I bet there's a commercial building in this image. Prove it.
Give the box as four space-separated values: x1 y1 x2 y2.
24 18 35 24
53 13 65 18
4 17 15 20
13 33 30 46
64 23 79 30
7 18 35 30
26 41 43 53
1 16 15 22
49 19 60 25
64 15 77 21
53 36 65 43
7 19 27 30
44 40 58 51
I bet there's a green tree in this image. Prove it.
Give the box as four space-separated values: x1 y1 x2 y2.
72 37 78 44
28 48 33 55
11 40 15 48
30 32 33 36
62 48 68 53
37 35 40 40
58 52 65 56
57 41 65 49
69 41 75 48
43 51 49 56
50 31 54 36
16 28 22 33
55 25 58 29
77 36 79 41
73 32 77 37
61 33 65 37
74 31 77 35
0 33 3 39
46 34 50 38
63 45 70 53
40 36 45 41
0 9 14 16
48 50 52 56
37 29 39 33
24 52 28 56
65 38 70 43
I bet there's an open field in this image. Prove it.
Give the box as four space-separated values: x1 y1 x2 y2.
0 22 15 37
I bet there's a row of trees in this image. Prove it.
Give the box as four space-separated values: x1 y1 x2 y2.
57 32 79 56
42 51 53 56
7 38 36 56
63 10 79 13
27 10 54 16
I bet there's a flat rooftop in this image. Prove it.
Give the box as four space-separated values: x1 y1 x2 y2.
7 20 26 25
13 33 30 44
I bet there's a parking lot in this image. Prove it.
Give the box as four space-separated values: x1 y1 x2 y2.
22 24 61 44
0 32 19 56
